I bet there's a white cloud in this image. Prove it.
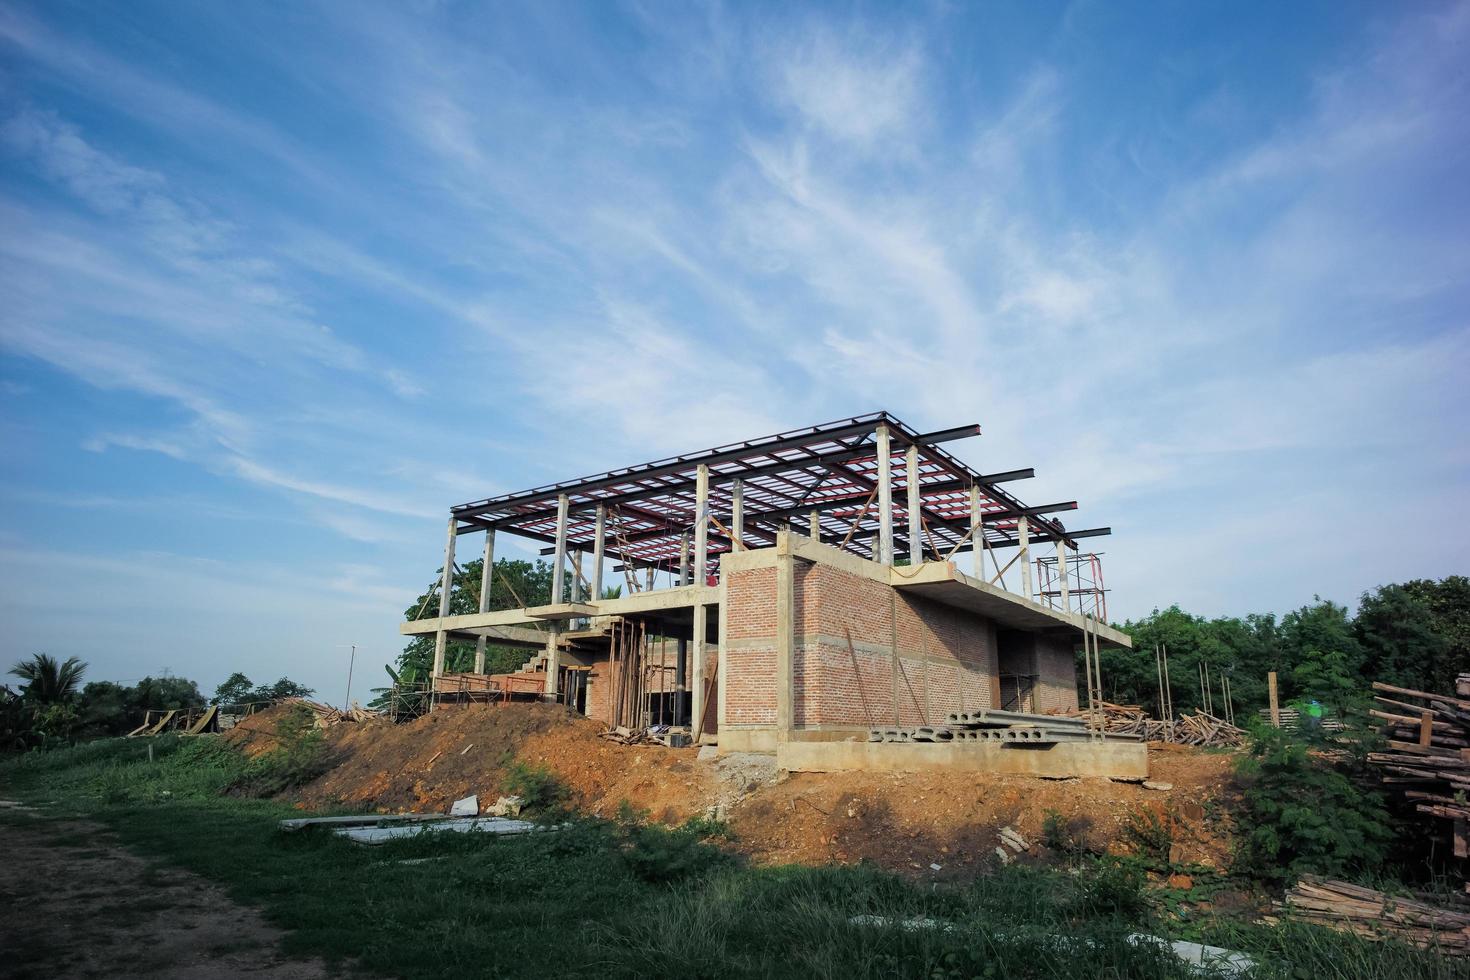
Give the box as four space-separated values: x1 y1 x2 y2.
770 27 924 146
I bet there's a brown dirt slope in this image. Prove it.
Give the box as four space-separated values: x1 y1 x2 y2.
229 702 718 823
726 745 1236 876
230 703 1239 875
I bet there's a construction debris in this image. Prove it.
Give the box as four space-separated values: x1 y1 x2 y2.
870 707 1141 746
278 814 443 833
281 697 378 728
337 816 546 845
1367 675 1470 868
599 724 690 747
1272 875 1470 955
485 795 525 817
1057 702 1246 747
449 794 478 816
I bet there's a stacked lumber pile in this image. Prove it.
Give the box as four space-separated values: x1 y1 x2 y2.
1056 702 1246 747
282 697 377 727
1367 676 1470 864
1273 876 1470 954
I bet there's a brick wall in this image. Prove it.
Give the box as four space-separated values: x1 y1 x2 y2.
726 557 1012 731
724 565 778 725
1033 634 1080 714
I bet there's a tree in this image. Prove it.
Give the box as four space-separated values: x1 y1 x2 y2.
213 672 256 705
1356 578 1466 693
252 678 314 701
8 653 87 704
394 556 555 682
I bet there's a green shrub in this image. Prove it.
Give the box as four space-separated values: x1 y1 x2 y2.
502 761 570 815
232 705 330 797
1234 727 1392 882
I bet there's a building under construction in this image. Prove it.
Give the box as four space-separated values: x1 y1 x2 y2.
403 412 1139 774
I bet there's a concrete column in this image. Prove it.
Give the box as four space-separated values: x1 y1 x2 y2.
676 532 689 722
731 479 744 551
1018 516 1033 601
552 493 569 603
693 463 709 585
876 424 894 565
775 528 794 739
906 443 922 564
679 533 690 585
474 528 495 673
1057 539 1070 614
432 515 456 679
543 628 560 697
592 504 605 600
808 509 820 541
691 463 710 735
969 485 983 579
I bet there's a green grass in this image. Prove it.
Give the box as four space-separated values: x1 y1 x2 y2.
2 736 1467 979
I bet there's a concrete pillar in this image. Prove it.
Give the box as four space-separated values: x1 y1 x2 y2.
552 493 569 603
808 509 820 541
969 485 983 579
1018 516 1033 601
676 532 689 722
691 463 710 735
592 504 605 600
906 443 922 564
1057 539 1070 614
543 628 559 698
731 479 744 551
474 528 495 673
775 528 794 739
876 424 893 565
432 515 456 679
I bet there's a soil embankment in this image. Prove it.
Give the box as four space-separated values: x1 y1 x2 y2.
229 703 1239 875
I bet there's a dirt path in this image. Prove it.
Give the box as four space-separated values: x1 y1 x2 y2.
0 803 332 980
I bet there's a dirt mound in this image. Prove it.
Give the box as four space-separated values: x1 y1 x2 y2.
238 702 718 821
726 748 1238 876
221 705 1240 877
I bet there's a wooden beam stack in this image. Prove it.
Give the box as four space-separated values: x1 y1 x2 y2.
1273 875 1470 954
1057 702 1246 746
1367 676 1470 867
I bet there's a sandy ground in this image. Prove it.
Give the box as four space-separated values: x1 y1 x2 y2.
0 802 331 980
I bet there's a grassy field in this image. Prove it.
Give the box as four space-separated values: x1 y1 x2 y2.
1 732 1466 979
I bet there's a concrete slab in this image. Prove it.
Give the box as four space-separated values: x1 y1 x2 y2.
777 738 1147 779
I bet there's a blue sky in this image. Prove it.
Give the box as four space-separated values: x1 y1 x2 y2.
2 1 1467 703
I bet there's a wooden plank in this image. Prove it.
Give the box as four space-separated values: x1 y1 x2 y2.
1268 671 1280 729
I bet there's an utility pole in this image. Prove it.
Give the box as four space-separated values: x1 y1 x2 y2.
340 644 358 710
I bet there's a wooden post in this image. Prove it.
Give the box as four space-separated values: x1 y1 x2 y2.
474 528 495 673
1268 671 1280 729
1420 710 1435 749
876 424 893 565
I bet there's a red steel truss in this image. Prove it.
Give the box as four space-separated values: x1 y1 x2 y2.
451 412 1110 574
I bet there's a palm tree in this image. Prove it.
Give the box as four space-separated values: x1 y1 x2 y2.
8 653 87 704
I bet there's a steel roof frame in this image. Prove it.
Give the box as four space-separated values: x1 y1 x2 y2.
451 412 1109 571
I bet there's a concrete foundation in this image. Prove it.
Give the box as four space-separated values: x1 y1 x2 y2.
777 738 1148 780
